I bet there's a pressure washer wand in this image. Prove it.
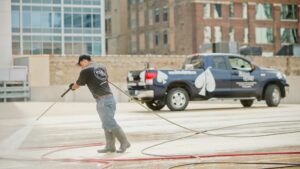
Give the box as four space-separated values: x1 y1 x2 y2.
35 88 71 121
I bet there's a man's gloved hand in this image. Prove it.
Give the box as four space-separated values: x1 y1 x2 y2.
69 83 75 91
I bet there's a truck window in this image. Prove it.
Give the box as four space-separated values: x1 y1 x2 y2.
212 56 227 70
183 56 204 69
229 57 251 71
190 56 204 69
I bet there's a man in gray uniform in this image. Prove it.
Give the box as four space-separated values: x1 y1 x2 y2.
70 55 130 153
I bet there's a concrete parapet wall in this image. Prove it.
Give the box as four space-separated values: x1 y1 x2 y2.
49 55 300 85
13 55 300 103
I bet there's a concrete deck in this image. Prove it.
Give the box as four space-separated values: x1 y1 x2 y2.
0 102 300 169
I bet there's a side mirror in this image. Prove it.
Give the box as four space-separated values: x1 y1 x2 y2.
184 64 194 70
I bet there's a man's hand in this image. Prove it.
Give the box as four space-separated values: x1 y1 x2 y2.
69 83 75 91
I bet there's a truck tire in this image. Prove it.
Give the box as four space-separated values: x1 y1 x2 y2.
145 100 165 111
265 84 281 107
240 100 254 107
166 88 189 111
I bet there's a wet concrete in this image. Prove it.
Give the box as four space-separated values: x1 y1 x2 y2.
0 102 299 169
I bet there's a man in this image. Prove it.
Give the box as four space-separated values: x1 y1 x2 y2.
70 55 130 153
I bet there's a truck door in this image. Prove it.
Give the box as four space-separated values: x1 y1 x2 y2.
228 56 257 97
209 56 232 97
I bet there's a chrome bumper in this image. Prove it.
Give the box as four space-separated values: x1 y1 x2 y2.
129 90 154 100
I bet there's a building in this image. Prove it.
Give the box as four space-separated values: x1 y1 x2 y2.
105 0 129 54
127 0 300 56
0 0 106 66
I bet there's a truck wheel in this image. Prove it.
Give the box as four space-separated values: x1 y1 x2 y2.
265 84 281 107
240 100 254 107
145 100 165 111
166 88 189 111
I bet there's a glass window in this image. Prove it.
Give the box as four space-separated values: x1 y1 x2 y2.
163 30 168 45
244 28 249 44
93 14 100 28
214 26 222 42
255 27 273 44
83 14 92 28
243 3 248 18
23 10 31 28
155 32 160 46
281 4 297 20
148 32 154 49
53 0 61 4
73 14 82 27
203 4 210 18
229 57 251 71
155 8 160 23
189 56 204 69
281 28 298 44
229 3 234 17
163 7 168 22
41 11 52 28
212 56 227 70
131 35 137 52
12 6 20 29
229 27 235 42
31 11 41 28
203 26 211 43
148 9 153 25
53 42 62 54
256 3 272 20
93 42 101 55
214 4 222 18
53 13 61 28
64 13 72 28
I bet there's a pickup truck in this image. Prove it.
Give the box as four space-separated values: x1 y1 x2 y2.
127 53 289 111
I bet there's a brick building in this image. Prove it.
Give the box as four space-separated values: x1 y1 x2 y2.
126 0 299 56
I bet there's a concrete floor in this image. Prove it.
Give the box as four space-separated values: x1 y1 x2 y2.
0 102 300 169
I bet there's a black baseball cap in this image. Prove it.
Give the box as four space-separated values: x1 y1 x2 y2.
77 54 91 65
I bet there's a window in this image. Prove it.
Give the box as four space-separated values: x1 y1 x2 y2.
281 28 298 44
229 3 234 17
105 0 111 12
244 28 249 43
73 14 82 27
148 32 154 49
203 26 211 43
243 3 248 18
148 9 153 25
155 32 160 46
155 8 160 23
53 13 61 28
22 6 31 30
229 57 251 71
255 28 273 44
163 7 168 21
131 35 137 52
185 56 204 69
105 18 111 34
203 4 210 18
163 30 168 46
64 13 72 28
214 26 222 42
83 14 92 28
93 14 100 28
229 27 235 42
212 56 227 70
256 3 272 20
214 4 222 18
281 4 297 20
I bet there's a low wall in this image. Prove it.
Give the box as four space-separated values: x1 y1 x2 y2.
14 55 300 103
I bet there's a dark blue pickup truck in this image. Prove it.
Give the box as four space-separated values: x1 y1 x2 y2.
127 53 289 111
